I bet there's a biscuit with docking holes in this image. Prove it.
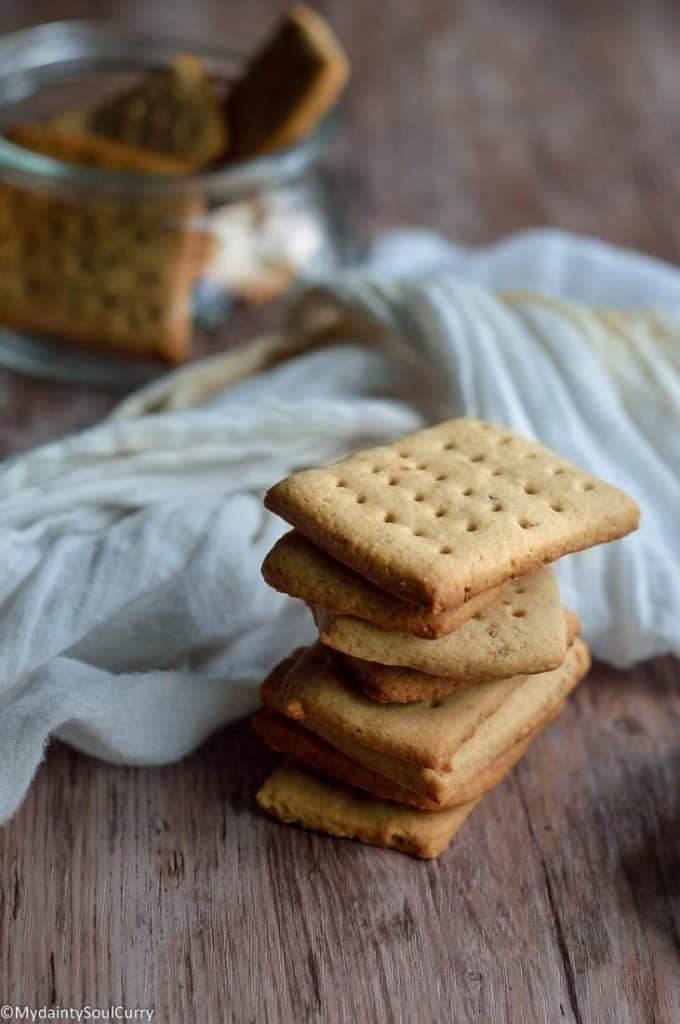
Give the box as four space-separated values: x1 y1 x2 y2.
265 418 639 612
343 608 581 703
0 167 211 360
315 568 567 681
81 54 228 170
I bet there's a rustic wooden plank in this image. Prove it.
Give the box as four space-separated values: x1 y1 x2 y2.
0 1 678 1021
0 658 677 1021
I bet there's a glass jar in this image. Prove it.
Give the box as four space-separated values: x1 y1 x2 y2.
0 20 347 387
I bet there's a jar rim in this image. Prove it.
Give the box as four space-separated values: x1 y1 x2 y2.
0 19 338 198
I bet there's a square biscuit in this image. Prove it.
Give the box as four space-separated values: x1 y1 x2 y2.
315 567 566 681
310 641 589 804
264 418 640 611
0 180 210 362
252 708 535 810
345 608 581 703
261 641 525 771
256 759 479 859
262 530 503 638
261 640 590 804
226 5 349 158
5 123 191 175
83 55 228 170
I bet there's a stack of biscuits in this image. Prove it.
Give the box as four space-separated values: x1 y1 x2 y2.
253 418 639 859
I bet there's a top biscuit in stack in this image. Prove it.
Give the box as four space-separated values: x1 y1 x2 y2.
264 418 639 615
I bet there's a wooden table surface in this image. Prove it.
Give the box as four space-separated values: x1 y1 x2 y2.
0 2 678 1021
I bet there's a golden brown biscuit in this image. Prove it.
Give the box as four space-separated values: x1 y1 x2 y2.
0 179 210 361
83 54 228 170
262 530 503 638
315 568 567 681
256 759 479 859
225 5 349 158
265 418 640 611
5 122 189 175
261 640 591 804
262 641 523 770
344 608 582 703
252 708 544 809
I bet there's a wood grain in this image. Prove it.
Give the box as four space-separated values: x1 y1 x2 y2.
0 1 678 1021
0 659 677 1021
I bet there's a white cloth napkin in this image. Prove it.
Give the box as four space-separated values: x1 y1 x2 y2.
0 227 678 823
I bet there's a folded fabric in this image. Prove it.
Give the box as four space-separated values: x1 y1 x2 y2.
0 227 677 823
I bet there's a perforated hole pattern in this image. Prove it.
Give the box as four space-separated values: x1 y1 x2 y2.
0 181 200 350
321 420 602 557
269 418 637 608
